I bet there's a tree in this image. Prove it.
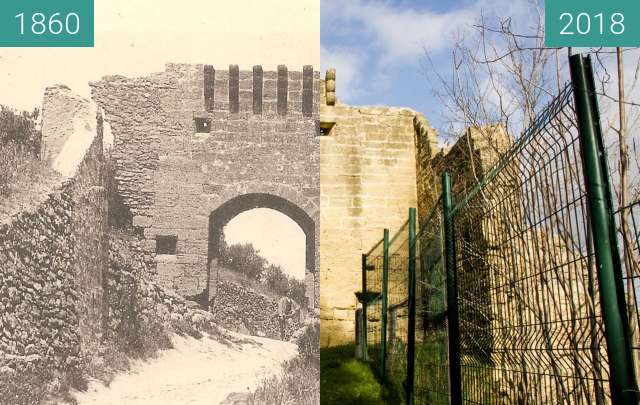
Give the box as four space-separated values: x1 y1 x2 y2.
423 3 640 400
0 105 41 156
0 105 44 198
219 242 266 280
262 264 289 294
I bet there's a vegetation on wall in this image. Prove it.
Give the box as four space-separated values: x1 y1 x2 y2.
0 105 47 200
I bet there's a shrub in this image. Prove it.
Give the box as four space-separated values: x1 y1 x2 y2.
0 105 41 155
219 242 266 280
250 321 320 404
220 242 306 305
0 141 48 199
295 321 320 362
251 355 320 405
0 367 50 405
0 105 47 200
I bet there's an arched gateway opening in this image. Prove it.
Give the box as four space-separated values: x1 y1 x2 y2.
207 193 316 307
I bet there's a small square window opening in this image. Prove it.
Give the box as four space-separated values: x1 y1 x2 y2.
156 235 178 255
195 117 211 133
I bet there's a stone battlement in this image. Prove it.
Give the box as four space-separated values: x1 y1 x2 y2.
90 62 320 310
94 63 319 121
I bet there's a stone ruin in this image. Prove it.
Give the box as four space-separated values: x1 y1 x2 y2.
0 63 322 393
90 63 320 309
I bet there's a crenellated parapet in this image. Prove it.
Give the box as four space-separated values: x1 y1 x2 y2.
90 63 320 308
164 63 320 120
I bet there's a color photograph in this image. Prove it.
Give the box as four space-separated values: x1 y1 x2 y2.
319 0 640 404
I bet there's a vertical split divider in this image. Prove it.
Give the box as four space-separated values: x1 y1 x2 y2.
443 172 462 405
406 207 417 405
570 53 639 404
381 228 390 381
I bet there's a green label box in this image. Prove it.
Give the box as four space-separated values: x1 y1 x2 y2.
546 0 640 47
0 0 94 47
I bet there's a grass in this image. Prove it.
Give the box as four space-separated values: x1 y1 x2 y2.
249 322 320 404
251 355 320 404
320 345 401 405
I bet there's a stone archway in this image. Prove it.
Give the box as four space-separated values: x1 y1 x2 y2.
207 192 316 306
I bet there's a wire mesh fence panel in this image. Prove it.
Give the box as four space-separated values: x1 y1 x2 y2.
450 83 611 404
365 238 385 375
386 221 410 397
616 200 640 384
414 200 450 404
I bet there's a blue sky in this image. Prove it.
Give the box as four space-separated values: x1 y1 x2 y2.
321 0 533 134
322 0 640 193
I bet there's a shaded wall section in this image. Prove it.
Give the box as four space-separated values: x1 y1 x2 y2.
319 72 438 346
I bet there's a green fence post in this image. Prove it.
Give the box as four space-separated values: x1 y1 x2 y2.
443 173 462 405
381 228 390 381
406 208 417 405
570 53 639 404
362 253 368 361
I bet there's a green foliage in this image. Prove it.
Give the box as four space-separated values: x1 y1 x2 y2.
320 345 401 405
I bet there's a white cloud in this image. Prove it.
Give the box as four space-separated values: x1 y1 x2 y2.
323 0 479 63
321 0 534 107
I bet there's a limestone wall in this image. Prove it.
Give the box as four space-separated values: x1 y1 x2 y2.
0 87 106 380
319 71 437 346
90 64 320 307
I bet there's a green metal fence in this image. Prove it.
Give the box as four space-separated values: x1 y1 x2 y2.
616 200 640 383
385 219 410 395
364 233 385 374
451 60 611 404
360 54 640 404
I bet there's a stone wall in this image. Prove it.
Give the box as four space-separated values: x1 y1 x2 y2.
0 86 106 380
211 280 301 340
319 71 438 346
90 64 320 308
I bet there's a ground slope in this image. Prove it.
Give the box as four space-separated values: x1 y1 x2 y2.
66 333 297 405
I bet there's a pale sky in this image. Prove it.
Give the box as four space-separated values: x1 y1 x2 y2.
0 0 319 279
0 0 320 111
224 208 306 280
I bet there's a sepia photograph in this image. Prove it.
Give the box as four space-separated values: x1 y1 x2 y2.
319 0 640 404
0 1 319 404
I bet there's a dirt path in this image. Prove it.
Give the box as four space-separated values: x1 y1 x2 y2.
66 333 297 405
